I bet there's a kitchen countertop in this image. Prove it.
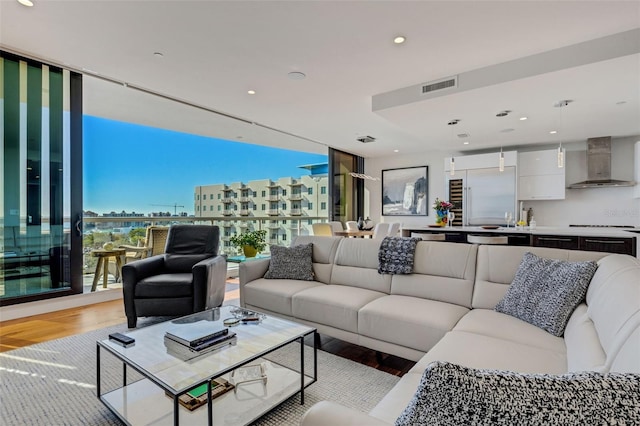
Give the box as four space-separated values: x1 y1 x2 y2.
403 226 640 239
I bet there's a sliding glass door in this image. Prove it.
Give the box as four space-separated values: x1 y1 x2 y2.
1 51 83 305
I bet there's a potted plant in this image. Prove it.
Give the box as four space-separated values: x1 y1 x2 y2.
230 230 267 257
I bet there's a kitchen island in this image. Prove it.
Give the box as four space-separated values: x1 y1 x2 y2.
402 226 638 257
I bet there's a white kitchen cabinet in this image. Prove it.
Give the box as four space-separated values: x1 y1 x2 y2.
518 149 565 200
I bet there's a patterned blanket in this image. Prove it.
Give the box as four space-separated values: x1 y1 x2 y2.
378 236 420 274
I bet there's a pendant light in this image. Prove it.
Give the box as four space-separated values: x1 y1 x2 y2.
499 146 505 172
448 119 460 176
554 100 571 168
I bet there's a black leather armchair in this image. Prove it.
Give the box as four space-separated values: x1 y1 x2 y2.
122 225 226 328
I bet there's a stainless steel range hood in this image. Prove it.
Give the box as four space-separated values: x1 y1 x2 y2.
568 137 636 189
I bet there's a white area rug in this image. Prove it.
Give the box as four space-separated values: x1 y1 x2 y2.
0 322 400 425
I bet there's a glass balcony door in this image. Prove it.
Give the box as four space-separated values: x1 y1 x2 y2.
1 52 83 305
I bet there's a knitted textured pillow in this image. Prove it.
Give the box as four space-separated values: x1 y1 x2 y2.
263 243 314 280
396 361 640 426
494 252 598 336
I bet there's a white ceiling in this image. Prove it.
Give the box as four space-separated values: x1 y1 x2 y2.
1 0 639 158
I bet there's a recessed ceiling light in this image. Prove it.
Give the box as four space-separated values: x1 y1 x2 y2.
288 71 306 80
519 116 528 121
18 0 34 7
237 136 244 139
153 52 164 58
616 101 627 105
500 128 515 133
393 149 399 153
393 36 406 44
496 110 512 117
549 130 558 134
247 90 256 95
447 119 460 126
463 141 470 145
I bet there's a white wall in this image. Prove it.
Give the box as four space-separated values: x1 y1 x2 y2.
365 149 448 228
365 135 640 228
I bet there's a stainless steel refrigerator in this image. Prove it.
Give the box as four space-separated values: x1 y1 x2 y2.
445 166 516 226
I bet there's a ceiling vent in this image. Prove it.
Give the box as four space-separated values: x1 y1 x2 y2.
457 133 470 138
357 135 376 143
421 76 457 94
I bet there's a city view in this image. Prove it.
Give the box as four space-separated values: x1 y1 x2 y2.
82 116 329 279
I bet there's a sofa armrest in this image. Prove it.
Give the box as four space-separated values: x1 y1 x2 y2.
192 255 227 310
300 401 391 426
239 258 270 307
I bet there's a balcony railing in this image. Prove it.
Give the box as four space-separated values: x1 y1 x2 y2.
267 209 280 216
222 211 234 216
221 198 234 203
267 195 280 202
239 210 250 216
289 209 302 216
239 197 251 203
289 195 303 201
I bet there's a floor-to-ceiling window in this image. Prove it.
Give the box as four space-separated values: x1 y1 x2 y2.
329 148 364 224
0 51 83 305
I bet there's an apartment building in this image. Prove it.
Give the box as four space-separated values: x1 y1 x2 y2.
194 167 329 252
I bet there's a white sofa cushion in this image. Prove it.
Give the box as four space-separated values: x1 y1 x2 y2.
454 309 565 353
358 295 469 353
411 330 567 375
396 361 640 426
610 322 640 373
243 278 323 316
331 238 392 293
292 285 386 333
494 252 598 336
584 255 640 370
369 372 423 424
564 304 607 372
390 241 477 307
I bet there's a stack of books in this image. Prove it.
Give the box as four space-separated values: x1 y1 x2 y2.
164 326 236 360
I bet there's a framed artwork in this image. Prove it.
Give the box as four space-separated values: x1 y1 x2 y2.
382 166 428 216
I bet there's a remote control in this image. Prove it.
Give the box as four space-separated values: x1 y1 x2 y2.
109 332 135 348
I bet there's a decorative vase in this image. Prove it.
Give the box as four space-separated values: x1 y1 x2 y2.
435 210 448 227
242 245 258 258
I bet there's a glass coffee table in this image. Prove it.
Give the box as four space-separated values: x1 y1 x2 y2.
97 306 317 425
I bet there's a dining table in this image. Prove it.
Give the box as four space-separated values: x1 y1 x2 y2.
333 230 374 238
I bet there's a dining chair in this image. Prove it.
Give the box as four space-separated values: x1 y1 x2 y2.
387 222 401 237
328 221 345 235
312 223 334 236
346 221 359 231
372 223 390 239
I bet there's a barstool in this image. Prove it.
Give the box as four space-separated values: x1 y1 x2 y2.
467 234 508 245
411 232 446 241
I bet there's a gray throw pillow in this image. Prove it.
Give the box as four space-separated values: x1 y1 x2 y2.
494 252 598 336
395 361 640 426
264 243 314 280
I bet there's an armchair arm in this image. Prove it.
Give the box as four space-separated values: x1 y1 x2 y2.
122 255 166 328
239 258 270 307
192 255 227 311
300 401 390 426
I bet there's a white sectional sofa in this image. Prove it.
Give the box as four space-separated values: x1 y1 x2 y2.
238 236 640 425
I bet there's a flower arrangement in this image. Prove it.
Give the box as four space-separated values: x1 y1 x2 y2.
432 198 454 213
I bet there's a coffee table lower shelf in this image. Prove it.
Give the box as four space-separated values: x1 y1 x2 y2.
100 359 314 426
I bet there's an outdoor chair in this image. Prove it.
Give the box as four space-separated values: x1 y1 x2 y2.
109 225 170 282
122 224 226 328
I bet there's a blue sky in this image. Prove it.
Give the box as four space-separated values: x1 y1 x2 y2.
83 116 327 215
